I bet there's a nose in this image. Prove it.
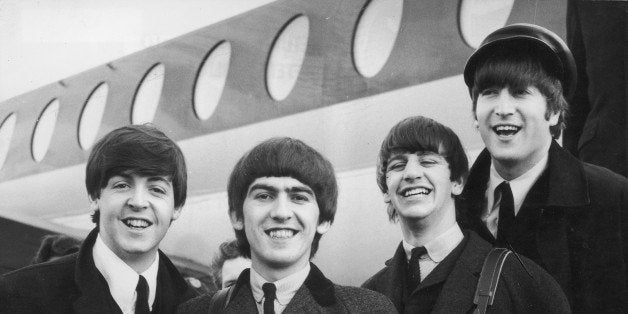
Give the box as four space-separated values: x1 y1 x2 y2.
403 160 424 182
269 194 293 221
128 188 149 210
494 89 515 117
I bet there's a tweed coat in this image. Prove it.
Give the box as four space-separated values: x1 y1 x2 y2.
458 141 628 313
362 231 569 313
0 228 196 314
178 263 396 313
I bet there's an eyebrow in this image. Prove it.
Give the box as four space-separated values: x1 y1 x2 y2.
248 183 315 197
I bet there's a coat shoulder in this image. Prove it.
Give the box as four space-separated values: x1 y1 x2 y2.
0 254 78 312
361 266 389 290
334 284 397 313
177 291 216 313
1 253 76 290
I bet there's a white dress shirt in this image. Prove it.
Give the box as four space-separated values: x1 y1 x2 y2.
250 263 310 314
482 153 549 237
403 223 464 281
93 235 159 314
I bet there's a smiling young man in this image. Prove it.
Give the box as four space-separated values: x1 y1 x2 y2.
179 137 395 313
362 116 569 313
458 24 628 312
0 124 196 313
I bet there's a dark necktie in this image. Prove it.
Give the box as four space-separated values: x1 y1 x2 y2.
135 275 150 314
407 246 427 292
495 181 515 246
262 282 276 314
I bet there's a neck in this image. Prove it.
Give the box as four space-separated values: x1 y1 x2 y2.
493 140 552 181
399 202 456 247
251 256 309 282
121 253 156 274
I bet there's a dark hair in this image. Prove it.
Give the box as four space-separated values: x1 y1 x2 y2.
31 234 81 264
227 137 338 258
86 124 187 224
470 48 568 139
377 116 469 221
210 240 246 288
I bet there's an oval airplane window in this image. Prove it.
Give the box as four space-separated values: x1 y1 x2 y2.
353 0 403 78
79 82 108 150
459 0 515 49
132 63 165 124
0 113 17 170
194 41 231 120
32 99 60 162
266 15 309 101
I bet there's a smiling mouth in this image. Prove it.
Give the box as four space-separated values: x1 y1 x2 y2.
493 125 521 136
265 228 297 239
400 187 432 197
122 218 152 229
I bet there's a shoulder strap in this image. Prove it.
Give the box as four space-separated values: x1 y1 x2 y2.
473 248 511 314
209 285 233 312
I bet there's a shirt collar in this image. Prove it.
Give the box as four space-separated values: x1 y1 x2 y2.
402 223 464 263
489 152 549 214
250 263 310 307
93 234 159 313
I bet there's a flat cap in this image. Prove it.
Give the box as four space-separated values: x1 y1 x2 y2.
463 23 576 100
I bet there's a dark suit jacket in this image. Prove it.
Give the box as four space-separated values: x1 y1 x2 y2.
362 231 570 313
0 228 196 314
178 263 396 313
458 141 628 313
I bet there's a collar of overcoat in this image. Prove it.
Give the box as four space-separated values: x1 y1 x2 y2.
72 228 192 313
225 262 336 313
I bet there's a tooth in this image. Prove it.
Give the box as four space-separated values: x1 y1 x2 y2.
270 229 294 238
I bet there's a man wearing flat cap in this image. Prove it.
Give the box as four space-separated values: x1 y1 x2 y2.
458 23 628 313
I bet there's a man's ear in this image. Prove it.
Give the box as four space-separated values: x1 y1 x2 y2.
383 191 391 204
316 221 331 235
171 207 183 221
89 196 98 211
548 110 560 126
451 177 465 196
229 211 244 230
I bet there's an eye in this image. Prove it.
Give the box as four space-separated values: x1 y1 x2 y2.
387 161 405 171
292 193 310 203
254 192 273 201
420 159 437 166
512 88 531 97
150 186 167 195
480 88 498 96
112 182 130 189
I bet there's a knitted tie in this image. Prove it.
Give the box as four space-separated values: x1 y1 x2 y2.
495 181 515 247
262 282 276 314
407 246 427 292
135 275 150 314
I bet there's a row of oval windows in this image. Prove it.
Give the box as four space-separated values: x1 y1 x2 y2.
0 0 515 170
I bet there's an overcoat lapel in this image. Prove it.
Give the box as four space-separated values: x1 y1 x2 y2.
380 243 409 310
284 264 336 313
153 250 195 313
431 233 485 313
72 229 122 314
223 269 258 313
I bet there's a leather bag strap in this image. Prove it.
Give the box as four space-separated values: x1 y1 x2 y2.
473 248 512 314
